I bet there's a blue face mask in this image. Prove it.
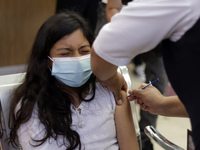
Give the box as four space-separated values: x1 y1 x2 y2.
49 54 92 87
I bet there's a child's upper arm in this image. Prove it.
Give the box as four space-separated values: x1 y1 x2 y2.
114 90 139 150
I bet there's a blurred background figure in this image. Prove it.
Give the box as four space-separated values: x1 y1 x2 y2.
56 0 100 32
132 54 146 83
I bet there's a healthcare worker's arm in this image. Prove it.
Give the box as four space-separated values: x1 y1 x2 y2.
91 48 125 105
128 84 188 117
115 90 139 150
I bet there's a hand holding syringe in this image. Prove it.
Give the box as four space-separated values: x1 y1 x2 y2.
127 78 159 98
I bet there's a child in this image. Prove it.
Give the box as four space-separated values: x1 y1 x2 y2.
8 11 139 150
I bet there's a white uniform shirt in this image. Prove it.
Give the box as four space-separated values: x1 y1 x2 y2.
93 0 200 66
17 83 118 150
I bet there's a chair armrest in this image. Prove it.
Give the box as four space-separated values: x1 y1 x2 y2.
144 125 184 150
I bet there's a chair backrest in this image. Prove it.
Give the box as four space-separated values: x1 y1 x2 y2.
0 73 24 150
0 73 25 86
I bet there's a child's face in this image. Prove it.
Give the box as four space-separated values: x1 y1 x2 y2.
49 29 91 58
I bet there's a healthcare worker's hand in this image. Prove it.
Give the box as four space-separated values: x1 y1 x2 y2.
128 84 164 115
128 83 189 117
99 72 127 105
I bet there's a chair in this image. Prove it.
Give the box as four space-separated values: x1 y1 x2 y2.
0 73 25 86
0 73 23 150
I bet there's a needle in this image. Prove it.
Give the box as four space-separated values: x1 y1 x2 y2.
127 78 159 98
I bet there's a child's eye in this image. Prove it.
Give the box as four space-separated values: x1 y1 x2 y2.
60 53 70 56
81 50 91 54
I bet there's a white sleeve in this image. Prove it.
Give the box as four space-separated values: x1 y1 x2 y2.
93 0 200 66
95 83 116 112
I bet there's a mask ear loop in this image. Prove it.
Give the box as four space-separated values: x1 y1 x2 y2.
48 56 53 71
48 56 53 61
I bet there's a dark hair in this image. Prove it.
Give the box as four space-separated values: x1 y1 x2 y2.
8 11 95 150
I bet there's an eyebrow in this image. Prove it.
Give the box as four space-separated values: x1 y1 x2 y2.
57 48 71 51
56 45 90 51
